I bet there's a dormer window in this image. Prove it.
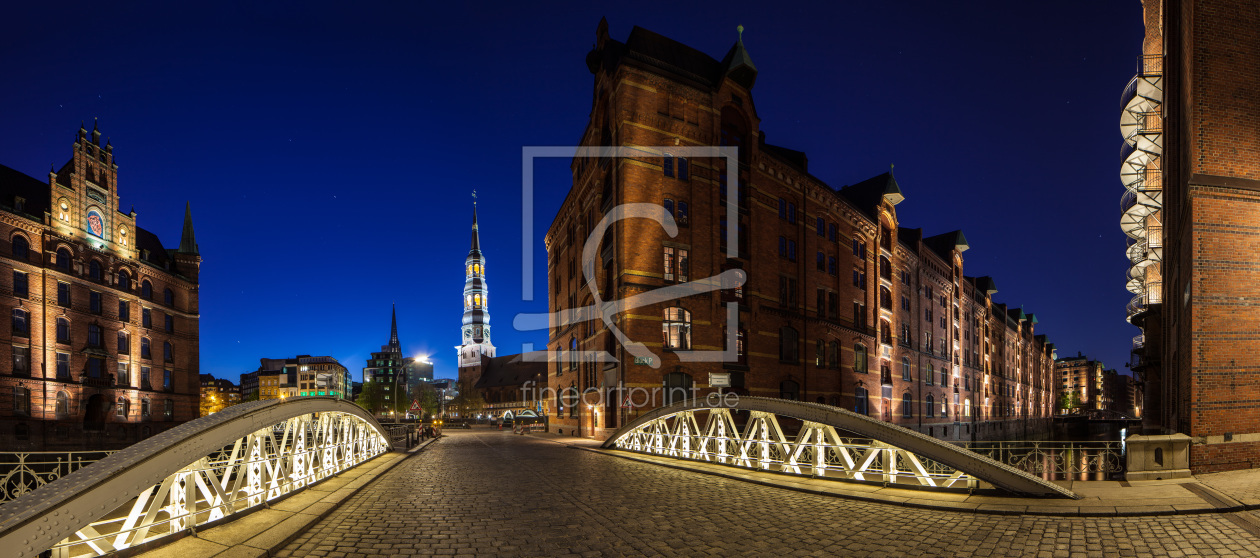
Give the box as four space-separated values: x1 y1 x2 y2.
13 197 24 212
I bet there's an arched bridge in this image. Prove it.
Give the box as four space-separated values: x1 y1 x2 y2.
603 396 1077 498
0 398 392 558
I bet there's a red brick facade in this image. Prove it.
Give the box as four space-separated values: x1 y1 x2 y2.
544 21 1058 441
1131 0 1260 472
0 122 200 450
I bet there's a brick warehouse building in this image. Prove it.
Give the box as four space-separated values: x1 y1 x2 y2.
545 21 1058 441
1125 0 1260 472
0 121 200 450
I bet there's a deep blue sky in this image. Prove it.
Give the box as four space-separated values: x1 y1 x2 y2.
0 1 1143 382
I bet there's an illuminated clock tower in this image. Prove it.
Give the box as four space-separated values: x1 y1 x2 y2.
457 197 495 370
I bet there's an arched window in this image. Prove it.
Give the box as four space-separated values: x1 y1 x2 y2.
854 386 869 415
12 235 28 261
902 393 914 418
56 247 71 271
779 326 799 363
163 288 174 306
854 344 867 373
13 386 31 416
926 363 935 385
56 318 70 343
663 372 693 405
662 307 691 350
89 260 103 282
56 391 70 419
941 366 949 386
879 286 892 310
902 357 912 381
879 319 892 345
141 280 153 300
925 394 935 417
141 337 151 359
164 341 173 362
780 379 799 400
116 397 129 419
118 269 130 291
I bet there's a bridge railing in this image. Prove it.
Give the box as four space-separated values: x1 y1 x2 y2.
605 397 1077 498
961 441 1125 480
0 451 116 505
0 398 392 558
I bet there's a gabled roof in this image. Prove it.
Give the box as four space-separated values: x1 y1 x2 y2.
0 164 52 219
475 352 548 389
923 230 969 260
588 23 759 92
838 171 904 219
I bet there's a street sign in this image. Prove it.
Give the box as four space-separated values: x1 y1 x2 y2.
709 372 731 388
409 399 420 412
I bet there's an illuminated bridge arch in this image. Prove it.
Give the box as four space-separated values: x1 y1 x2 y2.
0 398 391 558
603 396 1076 498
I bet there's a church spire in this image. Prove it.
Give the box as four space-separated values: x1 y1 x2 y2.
389 303 400 348
470 191 481 253
178 201 199 255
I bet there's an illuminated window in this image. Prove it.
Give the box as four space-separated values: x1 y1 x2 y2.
12 345 29 376
662 307 691 350
854 344 867 373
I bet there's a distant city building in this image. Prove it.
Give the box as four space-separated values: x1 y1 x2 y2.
248 355 347 400
239 370 260 401
0 121 201 450
199 374 239 414
1123 0 1260 473
1055 355 1107 412
362 306 414 416
544 21 1058 441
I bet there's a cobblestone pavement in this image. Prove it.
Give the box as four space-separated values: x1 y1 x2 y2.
1199 468 1260 506
278 431 1260 557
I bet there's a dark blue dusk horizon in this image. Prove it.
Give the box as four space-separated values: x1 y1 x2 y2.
0 1 1143 381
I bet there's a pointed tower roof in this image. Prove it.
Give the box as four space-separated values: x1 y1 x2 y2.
177 201 199 255
389 304 400 348
721 25 758 89
470 196 482 254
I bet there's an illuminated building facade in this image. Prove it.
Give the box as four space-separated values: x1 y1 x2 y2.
1125 0 1260 472
0 121 201 450
545 20 1059 440
199 374 239 414
1055 355 1107 412
363 305 408 406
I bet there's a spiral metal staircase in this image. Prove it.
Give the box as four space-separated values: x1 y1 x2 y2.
1121 55 1164 323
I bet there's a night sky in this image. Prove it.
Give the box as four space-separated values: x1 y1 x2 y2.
0 2 1144 382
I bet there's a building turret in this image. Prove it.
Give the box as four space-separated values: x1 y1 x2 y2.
457 198 495 370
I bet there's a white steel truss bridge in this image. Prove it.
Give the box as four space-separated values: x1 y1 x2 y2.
0 398 392 558
603 397 1077 498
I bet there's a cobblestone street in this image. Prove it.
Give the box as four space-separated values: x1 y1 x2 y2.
279 431 1260 557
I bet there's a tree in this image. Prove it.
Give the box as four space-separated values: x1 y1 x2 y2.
200 393 226 416
1058 391 1082 413
355 380 408 419
412 381 441 418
